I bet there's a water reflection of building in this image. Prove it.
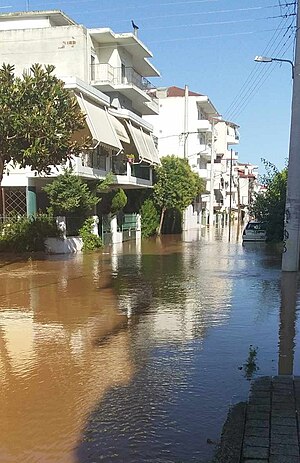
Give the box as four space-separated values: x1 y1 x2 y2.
0 256 133 463
111 237 234 344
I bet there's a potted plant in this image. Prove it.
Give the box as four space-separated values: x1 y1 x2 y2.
126 154 135 164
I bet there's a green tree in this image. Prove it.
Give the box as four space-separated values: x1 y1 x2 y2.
0 63 88 184
111 188 127 215
154 155 205 235
140 198 160 237
44 169 98 216
250 160 287 241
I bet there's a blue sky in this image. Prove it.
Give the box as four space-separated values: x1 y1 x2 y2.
1 0 297 174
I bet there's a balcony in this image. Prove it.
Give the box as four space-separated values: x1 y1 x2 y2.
197 120 212 131
226 127 240 145
90 64 158 115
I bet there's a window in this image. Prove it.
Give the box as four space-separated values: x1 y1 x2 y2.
121 63 126 83
197 107 207 120
198 130 206 145
91 54 95 81
92 145 108 170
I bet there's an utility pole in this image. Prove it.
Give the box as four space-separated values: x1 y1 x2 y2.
237 173 241 238
26 0 29 11
183 85 189 159
228 148 233 242
282 0 300 271
208 118 216 226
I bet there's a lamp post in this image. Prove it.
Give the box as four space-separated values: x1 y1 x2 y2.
254 0 300 270
254 55 294 79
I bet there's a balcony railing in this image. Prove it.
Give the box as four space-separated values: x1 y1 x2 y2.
91 63 156 96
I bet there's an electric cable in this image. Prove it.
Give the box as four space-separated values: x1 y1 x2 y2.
225 13 295 120
224 14 293 119
228 24 295 121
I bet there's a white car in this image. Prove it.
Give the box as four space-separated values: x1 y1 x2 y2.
242 221 267 242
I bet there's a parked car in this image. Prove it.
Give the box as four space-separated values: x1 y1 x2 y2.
242 221 267 242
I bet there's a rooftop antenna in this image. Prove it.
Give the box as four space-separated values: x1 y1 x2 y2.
131 20 139 37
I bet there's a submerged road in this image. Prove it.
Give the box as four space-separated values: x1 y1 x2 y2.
0 228 299 462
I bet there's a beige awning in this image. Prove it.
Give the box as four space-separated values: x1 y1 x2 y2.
143 131 160 165
76 94 122 151
109 115 130 144
126 121 160 165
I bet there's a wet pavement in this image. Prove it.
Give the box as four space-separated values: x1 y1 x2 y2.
0 227 299 462
215 375 300 463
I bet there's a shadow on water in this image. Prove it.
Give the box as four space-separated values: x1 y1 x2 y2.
74 236 283 463
2 232 300 463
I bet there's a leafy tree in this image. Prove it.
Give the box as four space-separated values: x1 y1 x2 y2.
0 63 88 184
44 169 99 216
111 188 127 215
44 170 114 235
140 198 160 237
154 155 205 235
250 160 287 241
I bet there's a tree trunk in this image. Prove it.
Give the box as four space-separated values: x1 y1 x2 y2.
0 157 4 186
158 207 166 236
171 210 176 234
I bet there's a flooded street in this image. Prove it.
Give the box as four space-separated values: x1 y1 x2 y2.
0 228 299 463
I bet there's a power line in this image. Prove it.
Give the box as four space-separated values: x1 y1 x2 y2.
142 15 290 32
227 31 294 121
66 3 296 25
102 5 290 24
9 0 222 11
231 41 294 120
228 23 295 120
28 0 221 12
224 14 293 118
224 13 295 120
0 26 294 55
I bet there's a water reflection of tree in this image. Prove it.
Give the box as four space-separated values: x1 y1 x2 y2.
0 255 135 463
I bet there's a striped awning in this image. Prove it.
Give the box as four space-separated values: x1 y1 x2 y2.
125 121 160 165
76 94 122 151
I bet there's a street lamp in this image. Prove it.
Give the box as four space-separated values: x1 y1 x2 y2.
254 55 294 79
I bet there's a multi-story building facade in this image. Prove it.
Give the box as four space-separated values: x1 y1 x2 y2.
0 10 160 217
237 163 259 221
145 86 240 225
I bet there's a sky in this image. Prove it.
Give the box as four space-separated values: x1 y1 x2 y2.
1 0 297 175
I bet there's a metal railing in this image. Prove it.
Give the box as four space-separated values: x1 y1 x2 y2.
91 63 156 95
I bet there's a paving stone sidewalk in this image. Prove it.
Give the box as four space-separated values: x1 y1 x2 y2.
213 376 300 463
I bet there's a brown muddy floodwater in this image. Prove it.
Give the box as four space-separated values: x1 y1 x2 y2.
0 228 299 463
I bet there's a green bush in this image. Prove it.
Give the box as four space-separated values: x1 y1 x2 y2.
0 214 60 252
43 169 100 216
79 217 103 252
111 188 127 215
140 198 159 237
250 161 287 242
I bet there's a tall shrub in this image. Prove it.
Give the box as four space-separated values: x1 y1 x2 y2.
250 160 287 241
140 198 159 237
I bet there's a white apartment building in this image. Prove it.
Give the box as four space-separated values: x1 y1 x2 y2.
0 10 160 217
145 86 240 225
237 163 259 221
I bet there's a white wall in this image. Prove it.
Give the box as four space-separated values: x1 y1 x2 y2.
146 96 210 161
0 17 51 30
0 25 90 82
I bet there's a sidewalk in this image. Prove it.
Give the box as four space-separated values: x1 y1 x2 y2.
213 376 300 463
